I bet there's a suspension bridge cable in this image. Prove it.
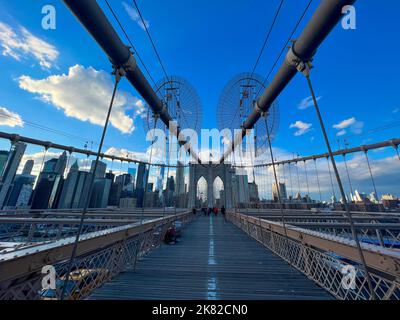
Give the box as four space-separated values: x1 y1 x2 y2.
265 117 293 266
256 0 313 97
61 67 123 300
304 160 310 197
104 0 157 87
305 70 376 300
313 159 322 203
326 157 336 201
364 151 379 201
132 0 171 86
249 0 285 79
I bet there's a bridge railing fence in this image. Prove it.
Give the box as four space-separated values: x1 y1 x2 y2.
0 211 195 300
228 212 400 300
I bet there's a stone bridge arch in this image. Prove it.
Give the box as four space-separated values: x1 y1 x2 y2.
188 163 233 208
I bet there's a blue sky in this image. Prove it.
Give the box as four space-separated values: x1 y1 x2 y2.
0 0 399 199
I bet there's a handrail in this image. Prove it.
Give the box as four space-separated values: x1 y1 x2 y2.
0 211 192 283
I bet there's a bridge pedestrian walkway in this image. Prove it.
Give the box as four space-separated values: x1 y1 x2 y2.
89 215 332 300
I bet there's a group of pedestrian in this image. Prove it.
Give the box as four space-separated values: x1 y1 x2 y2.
200 206 227 221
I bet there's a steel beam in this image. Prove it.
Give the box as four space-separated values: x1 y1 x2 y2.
220 0 357 163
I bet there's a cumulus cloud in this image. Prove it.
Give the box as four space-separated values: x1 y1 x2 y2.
0 21 58 69
122 1 150 30
18 65 145 134
289 121 313 136
0 106 24 127
333 117 364 136
298 96 321 110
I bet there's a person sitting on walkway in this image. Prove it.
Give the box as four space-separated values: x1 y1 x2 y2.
164 227 178 245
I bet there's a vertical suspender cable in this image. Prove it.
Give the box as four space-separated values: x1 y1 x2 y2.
305 70 376 300
313 159 322 203
61 67 124 300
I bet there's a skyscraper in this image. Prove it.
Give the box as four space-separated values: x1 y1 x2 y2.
90 178 111 208
175 162 185 196
135 163 148 208
22 160 34 175
54 151 67 176
136 163 148 190
5 173 35 208
0 142 26 208
31 153 66 209
248 182 259 202
128 167 137 185
58 161 92 209
0 150 9 177
272 182 287 202
90 160 107 179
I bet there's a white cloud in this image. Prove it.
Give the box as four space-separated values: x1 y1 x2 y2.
333 117 364 136
289 121 312 136
122 2 150 30
298 96 321 110
333 117 356 130
0 21 59 69
0 106 23 127
18 65 145 134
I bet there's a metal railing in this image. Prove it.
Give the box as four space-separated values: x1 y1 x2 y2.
0 211 195 300
228 212 400 300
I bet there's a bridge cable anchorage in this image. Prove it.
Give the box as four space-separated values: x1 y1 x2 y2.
297 59 377 300
264 115 293 267
60 64 126 300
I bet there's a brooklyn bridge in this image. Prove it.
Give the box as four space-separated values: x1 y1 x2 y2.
0 0 399 301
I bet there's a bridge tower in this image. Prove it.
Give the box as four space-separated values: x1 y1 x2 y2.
188 163 234 208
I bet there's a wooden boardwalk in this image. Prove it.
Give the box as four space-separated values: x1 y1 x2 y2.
90 215 332 300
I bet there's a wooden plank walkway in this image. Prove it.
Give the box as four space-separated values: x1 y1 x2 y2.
89 215 332 300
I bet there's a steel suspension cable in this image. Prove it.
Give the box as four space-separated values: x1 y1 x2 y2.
61 68 124 300
265 117 292 265
305 70 376 300
104 0 157 88
288 162 294 199
295 160 301 197
304 160 310 197
364 151 379 202
343 154 354 201
257 0 313 97
132 0 172 87
313 159 322 203
249 0 285 80
326 156 336 201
